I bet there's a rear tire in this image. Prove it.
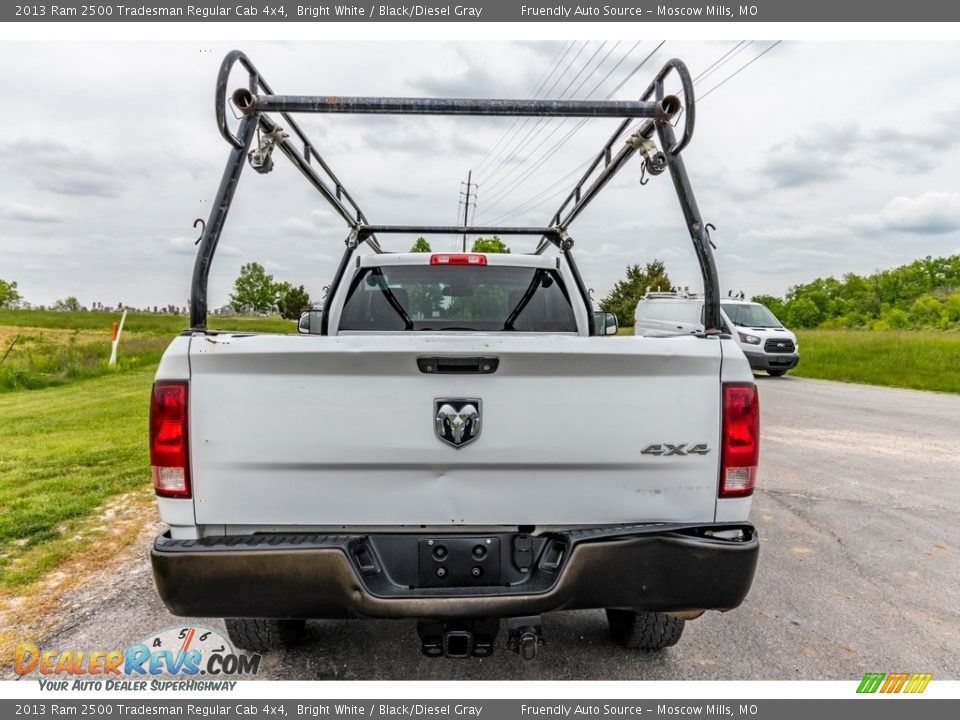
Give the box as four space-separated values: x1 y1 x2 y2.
605 609 685 649
225 618 306 652
767 369 787 377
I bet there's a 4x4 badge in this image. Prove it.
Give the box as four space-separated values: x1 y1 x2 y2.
641 443 710 456
434 399 482 449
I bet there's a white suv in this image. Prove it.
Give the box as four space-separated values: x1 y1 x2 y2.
634 292 799 376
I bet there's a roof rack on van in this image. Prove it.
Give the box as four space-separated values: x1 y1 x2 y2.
644 290 701 300
190 50 721 336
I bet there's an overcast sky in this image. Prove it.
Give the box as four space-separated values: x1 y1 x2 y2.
2 40 960 309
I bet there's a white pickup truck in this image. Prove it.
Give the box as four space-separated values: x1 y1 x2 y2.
149 51 760 659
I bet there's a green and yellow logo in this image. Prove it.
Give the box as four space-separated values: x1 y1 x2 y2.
857 672 932 694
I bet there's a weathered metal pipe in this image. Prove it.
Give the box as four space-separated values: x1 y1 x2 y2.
234 90 678 119
232 87 255 112
358 225 558 237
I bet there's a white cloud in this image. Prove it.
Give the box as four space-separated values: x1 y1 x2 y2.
280 218 317 236
739 224 844 243
218 245 243 257
167 236 196 254
2 203 64 223
847 192 960 235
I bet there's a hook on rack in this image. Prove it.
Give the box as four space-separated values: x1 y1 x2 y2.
705 223 717 250
193 218 206 245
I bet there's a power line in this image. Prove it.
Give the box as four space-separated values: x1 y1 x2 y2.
479 40 781 229
477 41 653 211
693 41 751 85
483 40 761 227
698 41 782 100
479 41 608 188
473 41 575 177
479 41 627 197
474 41 590 179
484 158 594 226
477 42 666 219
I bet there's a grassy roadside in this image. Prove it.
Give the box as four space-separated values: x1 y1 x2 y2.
0 311 296 393
0 309 296 335
792 330 960 393
0 367 155 587
616 325 960 393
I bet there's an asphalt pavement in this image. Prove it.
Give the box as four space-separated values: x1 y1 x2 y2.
17 376 960 680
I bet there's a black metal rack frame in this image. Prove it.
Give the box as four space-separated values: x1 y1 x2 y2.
191 50 721 335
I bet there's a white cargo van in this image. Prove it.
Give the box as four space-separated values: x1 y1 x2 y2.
635 292 799 376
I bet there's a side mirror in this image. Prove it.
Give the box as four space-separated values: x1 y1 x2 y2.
593 311 618 336
298 310 323 334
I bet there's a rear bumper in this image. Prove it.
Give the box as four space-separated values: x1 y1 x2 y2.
151 523 759 620
743 350 799 372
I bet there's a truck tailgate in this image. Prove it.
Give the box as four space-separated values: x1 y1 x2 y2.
187 334 721 526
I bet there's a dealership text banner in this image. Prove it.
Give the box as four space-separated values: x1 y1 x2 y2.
2 701 959 720
8 0 960 22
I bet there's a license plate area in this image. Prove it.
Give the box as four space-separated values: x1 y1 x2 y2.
418 536 501 588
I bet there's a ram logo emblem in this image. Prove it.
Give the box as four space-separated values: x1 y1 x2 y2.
641 443 711 457
434 399 482 449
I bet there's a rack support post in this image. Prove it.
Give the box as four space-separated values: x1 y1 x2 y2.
656 122 721 334
190 115 258 331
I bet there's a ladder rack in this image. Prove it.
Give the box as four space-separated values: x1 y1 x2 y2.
191 50 721 335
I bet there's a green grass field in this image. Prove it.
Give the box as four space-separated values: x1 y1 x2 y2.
0 367 155 587
0 310 296 393
0 309 296 335
617 325 960 393
791 329 960 393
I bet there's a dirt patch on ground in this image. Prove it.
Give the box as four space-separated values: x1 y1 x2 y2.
0 488 164 670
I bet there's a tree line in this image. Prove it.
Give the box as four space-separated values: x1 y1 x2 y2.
753 254 960 330
10 246 956 331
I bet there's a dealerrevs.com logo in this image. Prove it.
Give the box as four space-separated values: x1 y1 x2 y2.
14 626 260 691
857 672 933 694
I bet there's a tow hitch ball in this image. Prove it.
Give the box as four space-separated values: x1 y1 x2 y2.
506 616 544 661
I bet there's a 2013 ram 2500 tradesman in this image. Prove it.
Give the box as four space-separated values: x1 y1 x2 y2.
148 50 760 659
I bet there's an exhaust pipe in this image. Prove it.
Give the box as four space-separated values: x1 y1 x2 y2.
506 615 544 661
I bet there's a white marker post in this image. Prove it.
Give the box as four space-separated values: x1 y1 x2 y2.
109 309 127 367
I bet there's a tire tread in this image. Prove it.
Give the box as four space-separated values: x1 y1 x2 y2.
224 618 305 652
605 609 685 649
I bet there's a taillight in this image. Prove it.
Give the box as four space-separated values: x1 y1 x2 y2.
430 253 487 265
150 381 190 498
720 383 759 498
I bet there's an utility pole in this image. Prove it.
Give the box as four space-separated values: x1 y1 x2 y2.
459 170 477 251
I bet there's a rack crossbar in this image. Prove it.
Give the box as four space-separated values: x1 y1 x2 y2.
235 91 673 119
358 225 557 238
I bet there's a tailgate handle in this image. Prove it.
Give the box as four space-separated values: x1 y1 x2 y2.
417 357 499 374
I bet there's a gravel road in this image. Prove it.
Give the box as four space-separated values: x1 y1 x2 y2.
16 376 960 681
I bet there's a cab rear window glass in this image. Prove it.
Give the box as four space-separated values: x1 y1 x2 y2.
339 265 577 332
